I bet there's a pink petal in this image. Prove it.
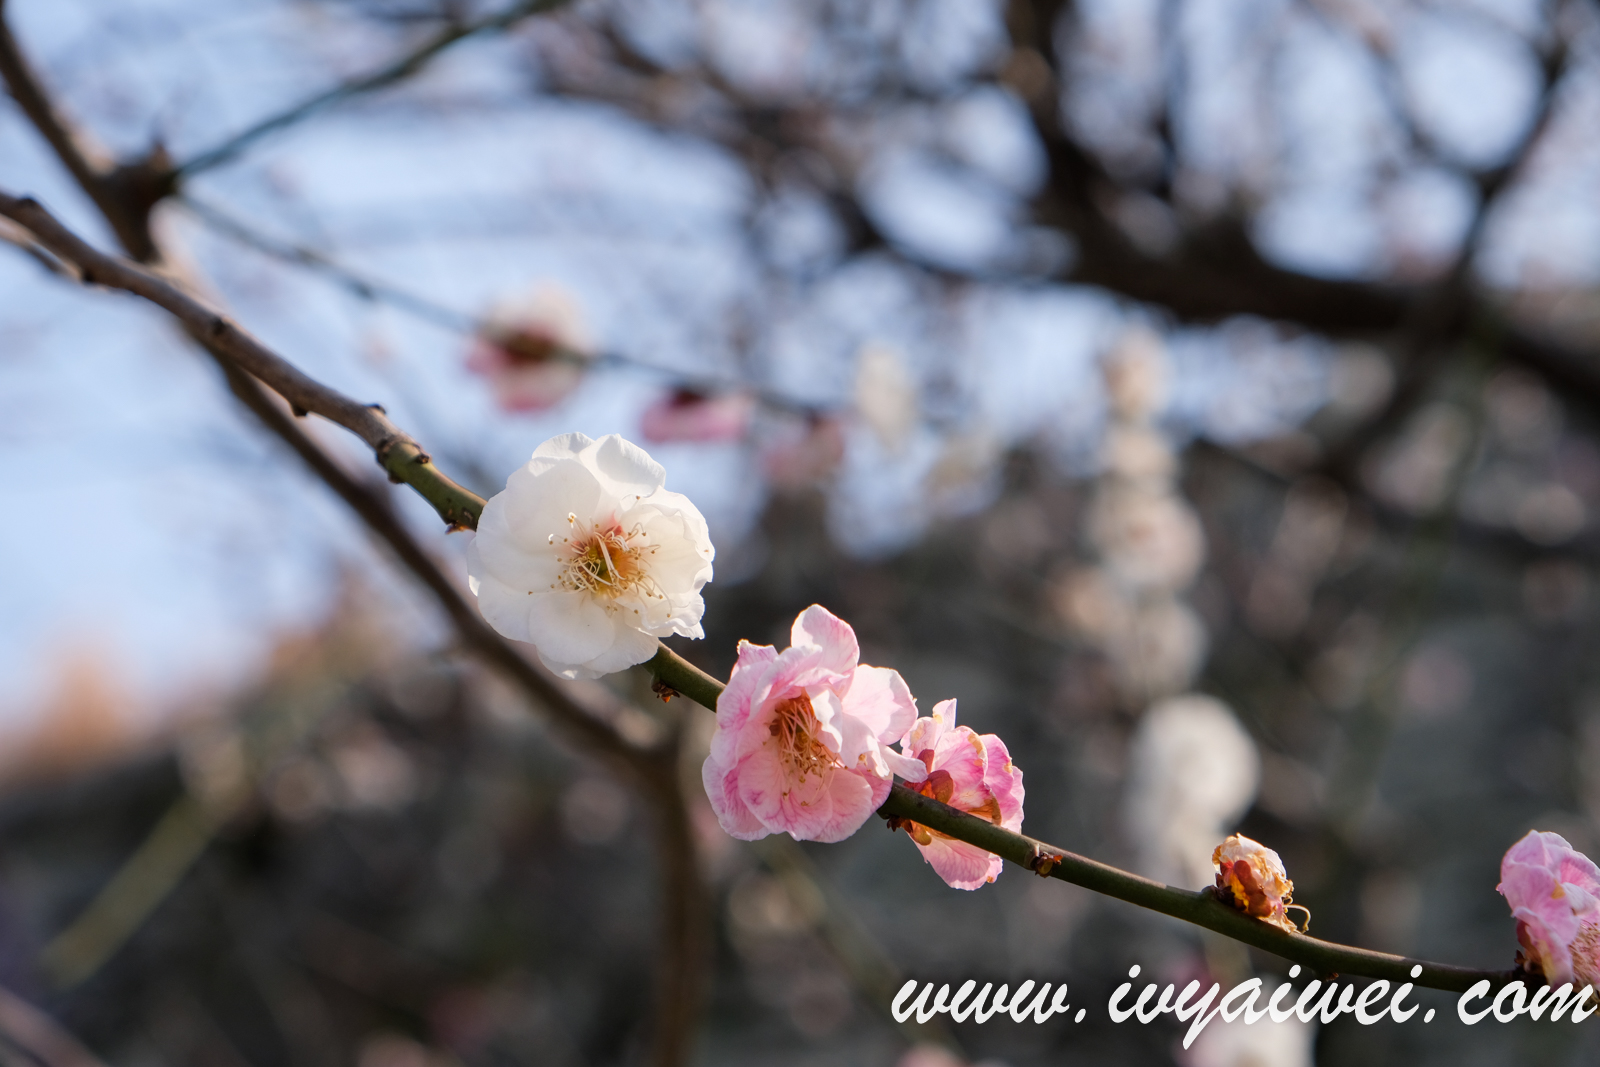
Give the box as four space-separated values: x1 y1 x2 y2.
843 665 919 744
701 756 769 841
900 699 955 755
790 604 860 676
979 734 1026 832
914 835 1004 890
710 640 780 768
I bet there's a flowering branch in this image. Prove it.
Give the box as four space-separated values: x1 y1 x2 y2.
643 648 1516 995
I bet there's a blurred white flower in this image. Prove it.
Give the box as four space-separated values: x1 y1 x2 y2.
1089 486 1206 593
1102 424 1178 486
1108 600 1209 701
855 342 920 452
1103 326 1169 421
1125 695 1260 888
1180 1006 1315 1067
468 433 714 678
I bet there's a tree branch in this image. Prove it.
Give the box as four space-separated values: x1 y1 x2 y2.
174 0 574 179
0 5 172 259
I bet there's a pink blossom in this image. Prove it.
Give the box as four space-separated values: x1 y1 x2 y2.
701 606 926 843
640 389 754 443
1498 830 1600 987
465 286 591 413
890 700 1025 890
762 415 845 489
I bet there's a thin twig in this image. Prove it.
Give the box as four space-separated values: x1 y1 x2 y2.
175 193 829 416
174 0 574 178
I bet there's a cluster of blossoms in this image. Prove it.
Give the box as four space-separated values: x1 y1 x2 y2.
1056 327 1208 703
468 433 1023 888
700 605 1025 888
466 433 1600 965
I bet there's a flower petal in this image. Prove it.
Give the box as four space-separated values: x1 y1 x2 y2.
790 604 860 675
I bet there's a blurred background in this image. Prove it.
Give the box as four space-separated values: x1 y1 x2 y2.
3 0 1600 1064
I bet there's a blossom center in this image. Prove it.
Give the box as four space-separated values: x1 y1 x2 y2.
555 513 661 601
768 693 840 781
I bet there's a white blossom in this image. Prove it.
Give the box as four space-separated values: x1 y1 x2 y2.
1124 695 1260 888
467 433 714 678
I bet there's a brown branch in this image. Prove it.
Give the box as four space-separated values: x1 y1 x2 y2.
1003 0 1600 429
1315 23 1572 484
0 7 172 260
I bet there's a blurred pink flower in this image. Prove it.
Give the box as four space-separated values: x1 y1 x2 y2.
466 286 591 412
640 389 754 443
1213 834 1298 932
702 605 926 843
762 414 846 489
891 699 1024 890
1498 830 1600 987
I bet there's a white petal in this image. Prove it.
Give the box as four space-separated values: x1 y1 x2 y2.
524 590 618 666
473 500 565 589
526 432 595 476
471 570 540 643
501 458 602 545
586 433 666 500
580 623 659 675
881 743 929 782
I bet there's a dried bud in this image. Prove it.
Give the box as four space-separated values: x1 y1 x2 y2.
1213 833 1299 932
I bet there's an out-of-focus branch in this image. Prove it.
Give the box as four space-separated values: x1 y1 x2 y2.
175 194 830 417
0 987 110 1067
1315 27 1571 485
0 192 485 531
0 4 172 259
174 0 574 178
1002 0 1600 425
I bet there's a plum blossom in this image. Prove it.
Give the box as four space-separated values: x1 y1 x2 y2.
466 285 592 412
1498 830 1600 987
467 433 714 679
701 606 927 843
640 389 754 443
762 414 846 489
889 700 1024 890
1213 834 1299 933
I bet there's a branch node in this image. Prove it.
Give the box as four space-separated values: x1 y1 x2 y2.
1028 845 1060 877
290 403 308 417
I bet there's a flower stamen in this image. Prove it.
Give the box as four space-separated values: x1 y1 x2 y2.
768 693 841 782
